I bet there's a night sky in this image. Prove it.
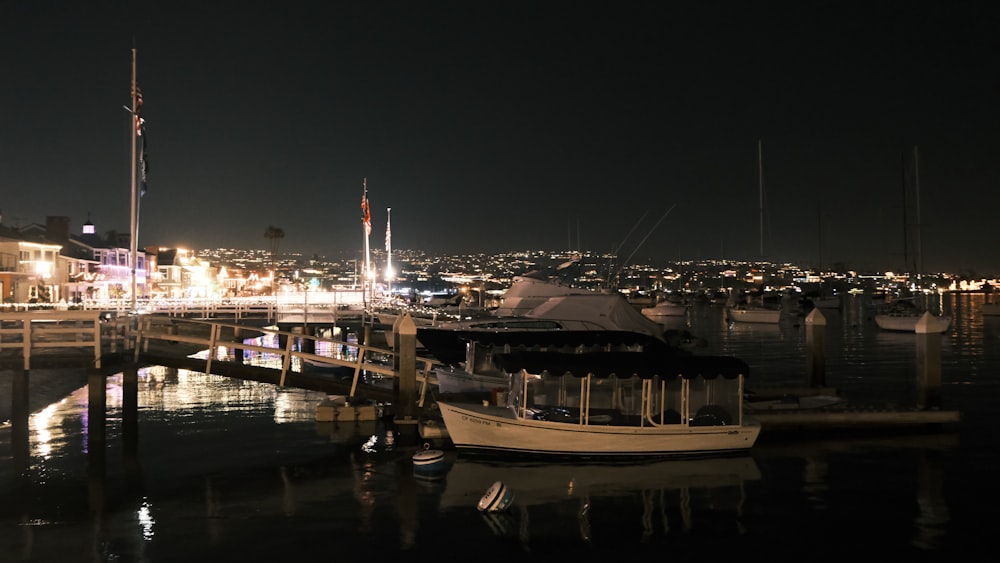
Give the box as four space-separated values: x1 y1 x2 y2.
2 2 997 274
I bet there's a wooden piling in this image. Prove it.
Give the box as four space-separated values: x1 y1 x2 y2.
87 372 107 447
393 314 419 444
805 308 827 388
915 313 943 410
122 363 139 456
11 369 30 475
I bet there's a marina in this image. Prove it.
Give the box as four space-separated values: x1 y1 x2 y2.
0 295 1000 561
2 3 997 559
0 290 994 558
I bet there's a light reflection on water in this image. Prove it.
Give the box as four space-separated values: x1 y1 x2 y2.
1 294 997 557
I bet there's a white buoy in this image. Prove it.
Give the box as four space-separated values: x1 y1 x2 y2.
477 480 515 512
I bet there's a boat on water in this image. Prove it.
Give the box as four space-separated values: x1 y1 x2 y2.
873 298 951 333
872 148 951 335
419 266 676 393
726 304 782 324
640 300 687 318
435 347 761 459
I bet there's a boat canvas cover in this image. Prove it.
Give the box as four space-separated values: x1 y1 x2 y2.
496 276 665 338
416 328 686 367
493 350 749 380
523 294 666 337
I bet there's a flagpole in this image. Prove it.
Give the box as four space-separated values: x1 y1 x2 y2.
361 178 371 315
129 48 138 313
385 207 392 299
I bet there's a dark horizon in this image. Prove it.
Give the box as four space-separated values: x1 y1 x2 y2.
2 2 997 275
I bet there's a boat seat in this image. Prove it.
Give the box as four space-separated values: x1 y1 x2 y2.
691 404 732 426
650 408 682 424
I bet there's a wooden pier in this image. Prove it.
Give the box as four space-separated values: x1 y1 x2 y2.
1 309 962 444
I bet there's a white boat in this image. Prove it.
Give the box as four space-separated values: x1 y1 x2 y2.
436 349 761 459
492 272 668 340
873 147 950 335
422 327 677 395
431 363 509 394
726 304 781 324
874 310 951 333
641 300 687 318
873 298 951 333
418 267 677 392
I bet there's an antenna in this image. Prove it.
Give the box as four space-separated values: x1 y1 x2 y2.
758 139 765 260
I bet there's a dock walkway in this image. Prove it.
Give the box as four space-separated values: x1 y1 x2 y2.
1 312 961 438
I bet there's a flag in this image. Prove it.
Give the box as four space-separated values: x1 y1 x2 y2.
134 85 144 136
385 209 391 251
361 189 371 235
139 134 149 196
135 85 149 196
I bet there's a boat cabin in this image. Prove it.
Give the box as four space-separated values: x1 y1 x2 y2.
496 351 750 428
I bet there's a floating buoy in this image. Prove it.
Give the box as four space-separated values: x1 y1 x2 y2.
477 480 515 512
412 443 446 475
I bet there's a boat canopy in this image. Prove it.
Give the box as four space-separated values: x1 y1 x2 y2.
417 328 686 366
493 350 749 380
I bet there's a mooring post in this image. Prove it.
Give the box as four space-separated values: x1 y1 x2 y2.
393 313 419 444
122 363 139 459
805 307 827 388
87 372 107 448
87 370 107 512
915 312 943 410
232 325 245 365
11 369 30 475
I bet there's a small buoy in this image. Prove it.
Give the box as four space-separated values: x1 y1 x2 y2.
412 443 446 475
477 480 515 512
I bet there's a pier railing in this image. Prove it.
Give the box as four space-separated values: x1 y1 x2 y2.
133 315 440 405
0 310 119 369
1 310 441 404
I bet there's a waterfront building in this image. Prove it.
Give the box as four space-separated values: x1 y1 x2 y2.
0 215 150 306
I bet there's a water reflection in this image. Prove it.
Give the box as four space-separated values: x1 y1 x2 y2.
436 455 761 545
1 294 992 557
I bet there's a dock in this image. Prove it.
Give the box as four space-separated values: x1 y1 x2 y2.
1 311 962 443
752 406 960 434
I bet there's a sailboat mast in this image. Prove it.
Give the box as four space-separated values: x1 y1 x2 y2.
129 48 138 312
901 149 909 273
914 145 922 282
758 139 764 260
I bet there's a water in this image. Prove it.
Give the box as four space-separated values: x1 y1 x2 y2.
1 292 998 560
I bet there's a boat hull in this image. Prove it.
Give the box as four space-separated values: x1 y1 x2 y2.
641 303 686 317
874 313 951 333
727 307 781 324
436 401 761 459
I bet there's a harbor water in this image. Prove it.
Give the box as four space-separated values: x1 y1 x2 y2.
1 292 997 560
